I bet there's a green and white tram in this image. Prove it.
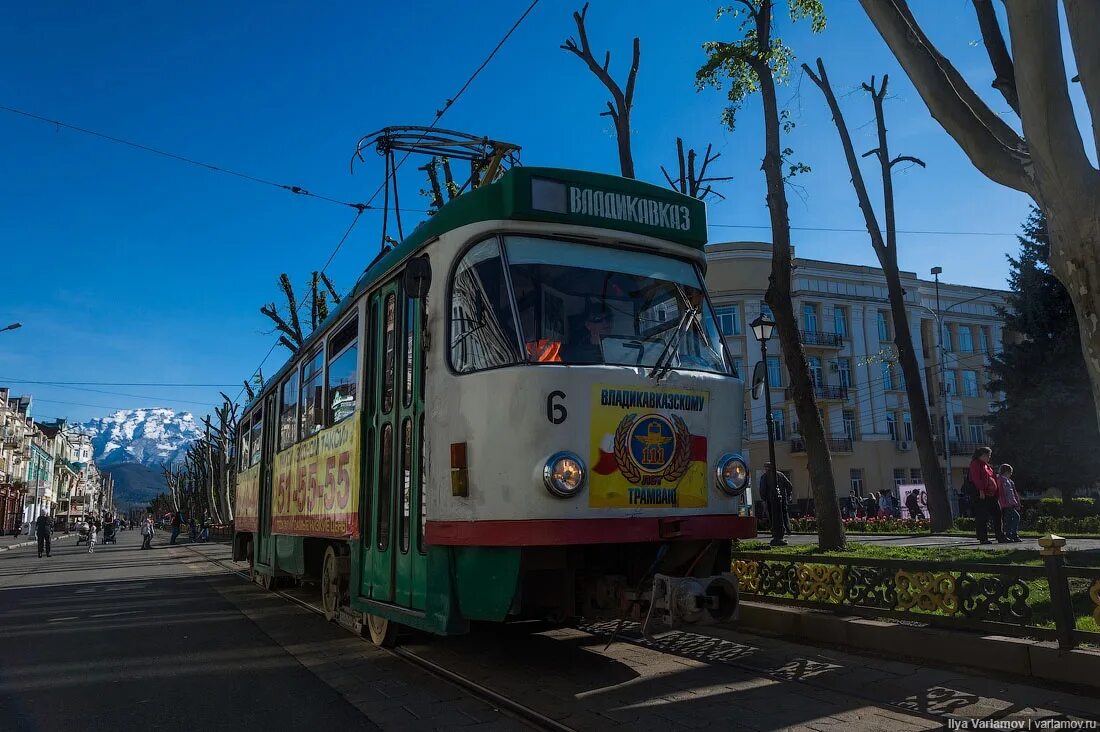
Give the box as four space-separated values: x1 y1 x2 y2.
233 167 756 645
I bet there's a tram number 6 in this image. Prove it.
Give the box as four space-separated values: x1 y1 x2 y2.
547 390 567 425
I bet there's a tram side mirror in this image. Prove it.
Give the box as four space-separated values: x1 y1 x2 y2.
751 360 765 400
404 255 432 299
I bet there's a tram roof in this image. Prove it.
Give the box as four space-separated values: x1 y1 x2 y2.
242 167 708 413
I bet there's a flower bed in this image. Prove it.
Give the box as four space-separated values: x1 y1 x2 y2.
791 516 930 534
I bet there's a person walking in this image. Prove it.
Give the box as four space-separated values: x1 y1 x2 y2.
998 464 1023 543
141 514 155 550
188 513 198 543
35 511 52 558
968 446 1006 544
170 511 182 545
759 463 792 546
879 490 893 518
905 490 924 520
864 492 878 519
87 520 97 554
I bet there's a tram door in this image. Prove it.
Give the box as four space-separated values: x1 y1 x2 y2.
256 392 278 569
360 276 427 610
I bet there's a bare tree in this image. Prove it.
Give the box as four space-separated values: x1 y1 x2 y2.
562 2 640 178
803 61 952 530
660 139 733 200
260 273 304 354
698 0 845 549
859 0 1100 429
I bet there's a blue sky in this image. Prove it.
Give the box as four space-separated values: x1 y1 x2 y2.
0 1 1088 423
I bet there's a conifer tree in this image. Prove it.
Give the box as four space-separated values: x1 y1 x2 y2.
987 207 1100 503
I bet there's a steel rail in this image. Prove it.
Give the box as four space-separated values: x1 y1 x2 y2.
185 546 573 732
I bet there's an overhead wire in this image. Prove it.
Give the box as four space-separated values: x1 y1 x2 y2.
708 223 1016 238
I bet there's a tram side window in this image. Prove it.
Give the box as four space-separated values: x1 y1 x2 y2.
327 317 359 425
238 417 251 471
378 423 393 551
399 417 412 554
249 415 263 467
383 293 396 414
449 238 522 373
300 349 325 440
279 372 298 451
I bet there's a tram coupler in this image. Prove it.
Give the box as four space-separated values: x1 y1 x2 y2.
641 573 739 639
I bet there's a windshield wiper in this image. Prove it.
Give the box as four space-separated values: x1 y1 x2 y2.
648 304 698 382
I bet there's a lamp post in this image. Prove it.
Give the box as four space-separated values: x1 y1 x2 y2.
930 267 955 517
0 323 22 334
750 314 778 505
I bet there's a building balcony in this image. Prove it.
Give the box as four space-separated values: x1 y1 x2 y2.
790 436 855 454
938 440 984 458
800 330 845 348
785 384 849 401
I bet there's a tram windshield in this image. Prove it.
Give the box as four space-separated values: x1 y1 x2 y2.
448 235 730 374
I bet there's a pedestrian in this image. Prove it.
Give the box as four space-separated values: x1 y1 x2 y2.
141 514 155 550
170 511 182 545
759 463 792 546
998 464 1023 543
35 511 52 558
905 489 924 520
879 489 893 518
864 492 878 518
188 513 198 543
967 446 1007 544
87 520 97 554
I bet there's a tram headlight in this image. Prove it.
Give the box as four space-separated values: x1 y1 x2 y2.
543 451 587 498
715 453 749 496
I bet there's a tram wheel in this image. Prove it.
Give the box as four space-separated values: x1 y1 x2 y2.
321 546 342 622
365 614 398 648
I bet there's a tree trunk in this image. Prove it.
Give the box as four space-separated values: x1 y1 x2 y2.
883 268 952 530
756 66 845 549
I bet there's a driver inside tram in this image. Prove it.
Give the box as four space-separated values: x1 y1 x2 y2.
562 298 611 364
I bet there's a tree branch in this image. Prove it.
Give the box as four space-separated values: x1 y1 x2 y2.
1004 1 1096 197
890 155 926 168
1063 0 1100 160
971 0 1020 116
858 0 1031 194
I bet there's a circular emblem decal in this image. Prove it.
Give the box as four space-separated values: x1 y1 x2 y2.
629 415 676 474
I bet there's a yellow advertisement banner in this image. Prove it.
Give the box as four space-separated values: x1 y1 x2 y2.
272 416 360 538
235 464 260 532
589 384 710 508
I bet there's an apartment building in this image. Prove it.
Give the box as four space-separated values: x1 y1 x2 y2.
705 241 1006 508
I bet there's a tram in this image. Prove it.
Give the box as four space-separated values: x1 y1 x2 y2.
232 166 756 646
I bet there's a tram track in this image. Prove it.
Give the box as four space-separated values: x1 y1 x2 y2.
184 545 574 732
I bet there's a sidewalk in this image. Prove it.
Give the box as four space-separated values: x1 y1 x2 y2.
0 532 74 551
783 532 1100 552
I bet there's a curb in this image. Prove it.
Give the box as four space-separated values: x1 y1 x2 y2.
732 600 1100 691
0 533 75 552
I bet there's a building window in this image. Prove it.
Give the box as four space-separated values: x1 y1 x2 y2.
803 303 818 332
850 468 864 495
981 327 991 354
942 322 953 351
969 416 985 443
903 411 913 441
716 304 741 336
767 356 782 388
760 301 774 320
772 410 786 441
732 357 744 379
953 413 965 442
881 361 894 391
945 371 958 396
962 370 979 397
877 311 889 341
959 326 974 353
894 468 907 488
886 413 898 441
808 356 823 387
837 358 851 389
833 306 847 337
843 409 856 441
911 468 923 484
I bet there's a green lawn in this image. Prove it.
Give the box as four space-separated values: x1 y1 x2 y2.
732 541 1100 634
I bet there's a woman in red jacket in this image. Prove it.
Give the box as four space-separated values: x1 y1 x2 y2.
969 446 1007 544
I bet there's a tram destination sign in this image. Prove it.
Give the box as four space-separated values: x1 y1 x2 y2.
523 170 707 248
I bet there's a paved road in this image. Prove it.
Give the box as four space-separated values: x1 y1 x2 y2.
784 533 1100 552
2 530 1097 731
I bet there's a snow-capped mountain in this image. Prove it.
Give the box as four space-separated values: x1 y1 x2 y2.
83 408 202 467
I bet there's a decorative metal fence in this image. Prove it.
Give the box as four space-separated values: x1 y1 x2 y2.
731 536 1100 650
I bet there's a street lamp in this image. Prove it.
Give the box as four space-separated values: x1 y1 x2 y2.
0 323 21 333
930 266 955 517
750 314 778 503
